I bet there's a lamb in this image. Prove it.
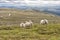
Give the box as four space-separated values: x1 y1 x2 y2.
40 19 48 25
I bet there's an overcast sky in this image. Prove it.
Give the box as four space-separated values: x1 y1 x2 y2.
0 0 60 6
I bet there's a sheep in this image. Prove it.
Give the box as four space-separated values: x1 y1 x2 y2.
0 16 3 18
25 21 31 27
20 20 33 28
24 20 32 27
44 19 48 24
28 20 33 26
8 13 11 16
20 22 26 28
40 20 45 25
40 19 48 25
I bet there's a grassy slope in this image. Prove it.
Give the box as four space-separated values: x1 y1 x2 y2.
0 8 60 25
0 8 60 40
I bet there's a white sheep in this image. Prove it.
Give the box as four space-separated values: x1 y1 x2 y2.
0 16 3 18
20 20 33 28
44 19 48 24
8 13 11 16
40 20 45 25
25 21 31 27
40 19 48 25
20 22 25 27
28 20 33 26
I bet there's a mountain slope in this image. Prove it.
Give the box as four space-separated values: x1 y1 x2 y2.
0 8 60 25
0 8 60 40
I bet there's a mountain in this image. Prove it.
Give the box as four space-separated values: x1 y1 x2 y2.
0 8 60 25
0 9 60 40
0 4 60 15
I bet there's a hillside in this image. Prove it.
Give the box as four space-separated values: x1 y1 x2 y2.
0 8 60 26
0 8 60 40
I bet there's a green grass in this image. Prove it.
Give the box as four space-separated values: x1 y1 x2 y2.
0 8 60 40
0 24 60 40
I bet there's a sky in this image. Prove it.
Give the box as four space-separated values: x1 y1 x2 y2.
0 0 60 6
0 0 60 14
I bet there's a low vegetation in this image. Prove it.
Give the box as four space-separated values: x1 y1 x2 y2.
0 8 60 40
0 24 60 40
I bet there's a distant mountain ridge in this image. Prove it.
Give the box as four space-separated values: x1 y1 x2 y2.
0 5 60 15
